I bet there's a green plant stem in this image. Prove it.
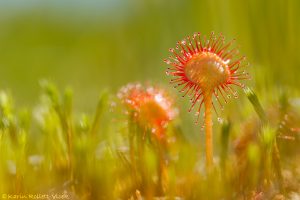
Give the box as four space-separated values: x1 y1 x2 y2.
204 92 213 169
245 87 283 191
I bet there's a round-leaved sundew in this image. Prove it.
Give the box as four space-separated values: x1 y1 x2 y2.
164 32 250 169
118 83 178 139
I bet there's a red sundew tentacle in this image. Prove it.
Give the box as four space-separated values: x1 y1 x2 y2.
217 86 228 104
168 63 181 70
180 82 193 93
177 41 189 57
214 37 225 53
170 71 185 76
170 77 186 83
171 62 184 68
169 48 184 61
166 68 176 74
229 64 241 73
217 39 235 56
181 38 194 56
172 77 186 84
213 89 224 110
185 84 199 99
202 35 208 51
168 55 181 64
224 85 238 98
211 33 223 52
189 92 203 112
190 84 200 97
196 99 205 115
208 32 215 49
230 70 249 78
230 81 245 88
229 56 246 68
170 48 186 64
231 76 250 81
197 32 204 51
191 91 203 105
163 59 172 65
191 89 202 102
167 63 183 71
185 43 194 56
193 33 200 53
231 65 249 76
231 71 250 79
187 36 196 54
175 55 187 65
165 62 182 71
178 82 189 92
172 82 185 89
174 82 187 89
222 48 239 60
195 99 205 124
190 85 201 101
221 84 233 98
182 83 196 97
175 45 187 62
230 77 250 81
212 101 219 117
203 36 208 52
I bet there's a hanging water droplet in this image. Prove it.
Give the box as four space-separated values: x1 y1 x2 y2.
166 71 170 76
181 40 186 45
201 125 205 130
169 48 175 53
227 94 231 99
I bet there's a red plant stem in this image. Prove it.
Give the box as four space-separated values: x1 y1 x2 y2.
204 92 213 169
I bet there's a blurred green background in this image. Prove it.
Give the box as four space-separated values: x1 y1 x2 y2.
0 0 299 117
0 1 300 198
